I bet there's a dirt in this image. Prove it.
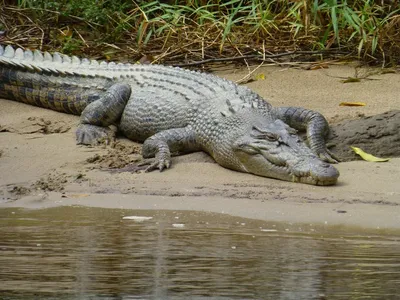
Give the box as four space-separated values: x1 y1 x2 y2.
0 64 400 229
85 140 142 169
328 110 400 161
0 116 71 135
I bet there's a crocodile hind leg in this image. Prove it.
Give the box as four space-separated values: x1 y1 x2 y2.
76 83 132 145
273 106 339 163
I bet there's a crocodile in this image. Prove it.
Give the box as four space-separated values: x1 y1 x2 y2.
0 45 339 185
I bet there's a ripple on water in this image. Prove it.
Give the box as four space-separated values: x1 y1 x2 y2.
0 207 400 299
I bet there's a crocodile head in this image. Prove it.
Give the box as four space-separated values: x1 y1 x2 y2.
230 118 339 185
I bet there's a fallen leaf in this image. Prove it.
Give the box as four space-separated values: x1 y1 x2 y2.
255 73 265 80
139 54 154 64
381 69 396 74
342 77 361 83
350 146 390 162
61 29 73 37
302 63 330 70
339 102 366 107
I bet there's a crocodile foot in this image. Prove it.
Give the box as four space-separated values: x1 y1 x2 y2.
138 153 171 172
76 124 116 145
316 148 340 164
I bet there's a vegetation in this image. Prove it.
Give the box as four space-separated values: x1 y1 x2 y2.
0 0 399 65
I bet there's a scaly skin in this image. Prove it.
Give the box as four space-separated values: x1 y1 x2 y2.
0 45 339 185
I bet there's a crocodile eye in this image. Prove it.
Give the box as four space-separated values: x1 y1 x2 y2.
264 132 278 141
237 143 259 155
288 127 298 135
251 126 278 141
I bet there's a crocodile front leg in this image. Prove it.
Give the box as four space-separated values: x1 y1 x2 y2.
273 106 339 163
76 83 131 145
142 126 201 172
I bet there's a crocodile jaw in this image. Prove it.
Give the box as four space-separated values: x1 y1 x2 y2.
237 152 340 186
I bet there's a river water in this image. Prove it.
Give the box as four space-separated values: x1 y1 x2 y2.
0 207 399 299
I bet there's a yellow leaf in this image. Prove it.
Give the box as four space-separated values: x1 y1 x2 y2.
61 29 73 37
342 77 361 83
339 102 366 106
350 146 390 162
255 73 265 80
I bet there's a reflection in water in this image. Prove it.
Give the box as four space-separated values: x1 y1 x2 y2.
0 207 400 299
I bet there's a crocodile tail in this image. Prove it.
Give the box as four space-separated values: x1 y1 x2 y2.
0 44 87 75
0 44 133 77
0 45 110 115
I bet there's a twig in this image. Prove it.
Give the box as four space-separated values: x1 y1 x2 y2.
235 61 265 84
236 42 266 84
74 28 89 48
172 50 349 67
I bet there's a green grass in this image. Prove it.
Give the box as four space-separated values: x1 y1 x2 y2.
1 0 399 65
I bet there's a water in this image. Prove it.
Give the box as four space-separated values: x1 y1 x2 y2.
0 207 400 299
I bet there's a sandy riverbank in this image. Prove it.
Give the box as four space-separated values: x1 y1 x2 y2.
1 64 399 229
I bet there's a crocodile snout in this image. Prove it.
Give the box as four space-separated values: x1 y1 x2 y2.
295 159 340 186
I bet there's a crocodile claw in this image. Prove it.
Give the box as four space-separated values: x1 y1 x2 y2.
317 148 340 164
144 156 171 172
139 149 172 172
76 124 115 146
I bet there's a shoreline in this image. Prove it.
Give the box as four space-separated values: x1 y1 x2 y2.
3 190 400 230
1 64 399 230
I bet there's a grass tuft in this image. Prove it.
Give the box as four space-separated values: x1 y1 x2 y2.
0 0 399 65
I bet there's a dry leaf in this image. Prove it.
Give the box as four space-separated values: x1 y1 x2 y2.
139 54 154 64
381 69 396 74
255 73 265 80
305 63 329 70
339 102 366 107
61 29 73 37
350 146 389 162
342 77 361 83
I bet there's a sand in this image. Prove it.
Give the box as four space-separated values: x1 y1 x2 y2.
1 64 399 229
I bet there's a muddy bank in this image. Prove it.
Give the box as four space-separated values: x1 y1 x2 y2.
328 110 400 161
0 64 399 229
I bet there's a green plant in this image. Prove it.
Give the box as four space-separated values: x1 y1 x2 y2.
0 0 399 64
